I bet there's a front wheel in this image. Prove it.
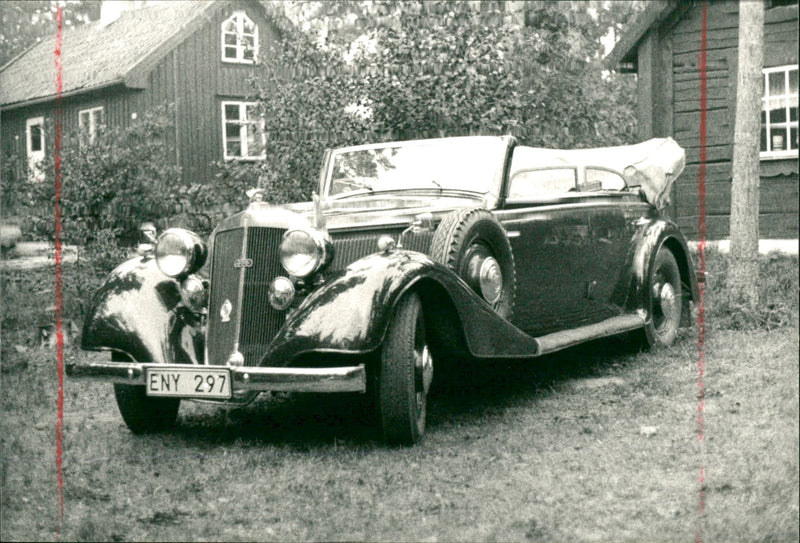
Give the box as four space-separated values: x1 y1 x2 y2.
113 384 180 434
378 291 433 445
639 247 683 348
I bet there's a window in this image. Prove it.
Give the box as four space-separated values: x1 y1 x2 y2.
221 11 258 63
761 65 798 159
221 101 265 160
584 168 626 191
79 106 104 144
26 117 45 181
508 168 577 199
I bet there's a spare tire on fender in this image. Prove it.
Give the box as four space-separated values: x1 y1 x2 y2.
429 208 515 320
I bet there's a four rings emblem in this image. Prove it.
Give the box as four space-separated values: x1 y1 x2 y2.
233 258 253 268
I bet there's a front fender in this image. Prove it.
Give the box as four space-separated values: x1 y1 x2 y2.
81 257 204 364
262 250 540 366
627 218 699 312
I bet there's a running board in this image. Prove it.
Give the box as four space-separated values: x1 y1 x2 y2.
535 313 645 356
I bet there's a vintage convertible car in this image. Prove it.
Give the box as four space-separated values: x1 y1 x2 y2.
68 135 698 445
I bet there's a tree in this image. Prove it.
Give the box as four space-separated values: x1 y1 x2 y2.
0 1 100 66
727 0 764 310
249 0 642 202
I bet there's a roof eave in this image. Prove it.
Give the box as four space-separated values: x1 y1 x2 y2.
0 80 126 111
605 0 678 71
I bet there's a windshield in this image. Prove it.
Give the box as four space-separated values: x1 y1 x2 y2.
325 137 507 199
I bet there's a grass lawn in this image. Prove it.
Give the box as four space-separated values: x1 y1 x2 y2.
1 257 798 541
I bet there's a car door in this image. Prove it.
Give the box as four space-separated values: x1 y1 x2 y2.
581 168 644 321
496 167 594 336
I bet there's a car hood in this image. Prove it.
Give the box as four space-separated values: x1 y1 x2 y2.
213 192 489 233
285 192 489 231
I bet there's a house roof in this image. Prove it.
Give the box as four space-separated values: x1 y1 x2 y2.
605 0 677 72
606 1 800 72
0 0 219 109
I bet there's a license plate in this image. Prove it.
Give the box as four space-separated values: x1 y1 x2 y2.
146 367 232 399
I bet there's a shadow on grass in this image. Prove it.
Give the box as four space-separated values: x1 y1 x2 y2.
170 335 642 449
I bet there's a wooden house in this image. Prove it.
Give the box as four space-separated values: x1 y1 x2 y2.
1 0 278 187
607 0 798 239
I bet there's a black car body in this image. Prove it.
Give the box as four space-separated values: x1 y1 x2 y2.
69 136 698 444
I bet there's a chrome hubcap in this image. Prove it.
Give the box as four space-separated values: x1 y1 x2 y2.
660 283 676 318
414 345 433 419
479 257 503 305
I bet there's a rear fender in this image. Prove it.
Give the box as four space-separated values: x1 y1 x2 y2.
262 250 540 366
80 257 204 364
626 219 699 320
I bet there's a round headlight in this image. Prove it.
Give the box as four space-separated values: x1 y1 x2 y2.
156 228 206 277
280 228 326 277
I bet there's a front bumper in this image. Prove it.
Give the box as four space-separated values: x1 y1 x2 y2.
66 361 367 394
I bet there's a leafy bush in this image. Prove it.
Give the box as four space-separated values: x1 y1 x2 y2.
702 248 799 331
240 1 641 201
21 106 180 247
1 108 181 328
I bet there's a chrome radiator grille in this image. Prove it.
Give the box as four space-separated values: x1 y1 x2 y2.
206 224 433 367
329 229 433 271
206 226 286 367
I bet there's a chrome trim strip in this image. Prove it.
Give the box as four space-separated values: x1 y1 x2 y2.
67 363 367 394
232 215 249 357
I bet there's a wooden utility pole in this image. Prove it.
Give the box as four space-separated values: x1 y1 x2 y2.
728 0 764 309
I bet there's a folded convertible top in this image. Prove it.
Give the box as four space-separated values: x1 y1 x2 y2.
512 138 686 210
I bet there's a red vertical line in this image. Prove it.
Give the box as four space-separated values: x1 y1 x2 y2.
695 3 708 543
54 5 65 539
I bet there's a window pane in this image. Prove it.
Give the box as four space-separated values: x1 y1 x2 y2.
226 139 241 157
95 109 104 126
30 125 43 151
243 19 255 34
245 104 260 119
510 168 576 198
224 104 240 120
224 33 237 46
769 71 785 96
791 126 798 151
226 123 240 139
585 168 625 190
222 19 236 32
790 69 798 95
243 37 255 60
789 94 798 122
769 98 786 123
246 124 264 157
760 126 768 152
770 125 787 151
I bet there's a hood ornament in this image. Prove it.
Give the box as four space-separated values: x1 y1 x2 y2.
246 188 265 204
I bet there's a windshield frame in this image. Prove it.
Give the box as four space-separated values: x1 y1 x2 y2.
320 136 513 201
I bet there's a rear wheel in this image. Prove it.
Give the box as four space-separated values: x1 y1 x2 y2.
639 247 683 348
113 377 180 435
378 291 433 445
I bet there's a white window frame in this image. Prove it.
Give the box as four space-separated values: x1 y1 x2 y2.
25 116 45 181
78 106 104 145
221 11 258 64
221 101 265 161
761 65 798 160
